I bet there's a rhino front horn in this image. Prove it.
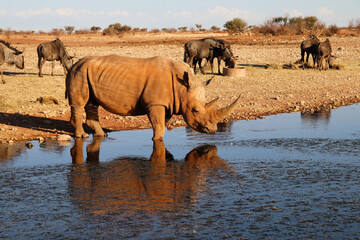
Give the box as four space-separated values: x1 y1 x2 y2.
211 95 241 122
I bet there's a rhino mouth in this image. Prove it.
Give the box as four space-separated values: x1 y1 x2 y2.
200 126 217 134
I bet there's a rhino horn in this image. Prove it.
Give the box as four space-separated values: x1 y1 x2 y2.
205 97 219 110
210 95 241 122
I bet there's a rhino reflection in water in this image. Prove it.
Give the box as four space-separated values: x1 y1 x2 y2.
69 138 230 214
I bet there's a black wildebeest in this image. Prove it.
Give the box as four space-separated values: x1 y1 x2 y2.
184 38 236 75
0 40 24 84
300 28 324 69
300 34 320 69
37 38 74 77
316 38 333 70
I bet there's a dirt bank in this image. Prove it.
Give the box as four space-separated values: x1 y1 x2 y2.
0 33 359 144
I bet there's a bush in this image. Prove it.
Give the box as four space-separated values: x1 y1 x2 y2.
178 26 188 32
224 18 248 33
103 23 132 35
258 19 279 35
64 26 75 34
327 24 339 36
210 26 220 32
75 29 91 34
149 28 160 33
50 28 64 36
90 26 102 33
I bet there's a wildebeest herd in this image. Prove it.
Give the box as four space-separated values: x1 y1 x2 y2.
0 35 336 139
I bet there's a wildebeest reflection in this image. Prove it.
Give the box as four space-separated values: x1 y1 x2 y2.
301 110 331 128
69 138 230 214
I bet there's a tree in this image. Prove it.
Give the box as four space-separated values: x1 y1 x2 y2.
178 26 188 32
224 18 248 33
210 26 220 32
90 26 102 33
64 26 75 34
272 16 289 26
195 24 202 31
103 23 132 35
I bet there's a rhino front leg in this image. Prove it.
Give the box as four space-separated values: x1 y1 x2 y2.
85 103 107 138
71 106 89 138
147 106 166 140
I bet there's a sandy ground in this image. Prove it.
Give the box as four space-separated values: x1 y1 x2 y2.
0 32 360 144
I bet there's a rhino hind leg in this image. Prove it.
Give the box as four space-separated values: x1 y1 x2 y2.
71 106 89 138
85 102 107 138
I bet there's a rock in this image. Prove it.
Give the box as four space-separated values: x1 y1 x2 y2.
36 96 59 105
37 137 44 143
26 142 34 149
57 134 72 141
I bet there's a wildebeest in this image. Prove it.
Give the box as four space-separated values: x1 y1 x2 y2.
316 38 332 70
184 38 236 75
37 38 74 77
300 34 320 69
0 40 24 84
66 55 240 140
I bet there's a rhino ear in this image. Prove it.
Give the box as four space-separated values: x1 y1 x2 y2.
177 71 192 89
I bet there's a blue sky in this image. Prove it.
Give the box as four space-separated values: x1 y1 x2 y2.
2 0 359 31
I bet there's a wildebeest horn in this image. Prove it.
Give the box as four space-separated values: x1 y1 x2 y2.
210 95 241 122
202 76 214 87
205 97 219 110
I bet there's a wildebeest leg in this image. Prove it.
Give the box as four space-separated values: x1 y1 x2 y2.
324 56 329 70
51 61 55 76
38 58 46 77
71 106 89 138
188 56 194 67
301 50 305 69
209 58 214 74
85 102 107 137
192 58 197 73
217 57 222 75
147 106 165 140
62 65 67 76
0 68 4 84
305 52 310 65
199 59 205 74
311 53 316 68
318 56 324 70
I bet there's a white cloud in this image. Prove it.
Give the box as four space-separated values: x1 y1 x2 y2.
0 10 6 16
109 10 130 17
317 7 334 17
284 9 303 18
209 6 252 20
164 10 192 19
16 8 51 17
55 8 77 16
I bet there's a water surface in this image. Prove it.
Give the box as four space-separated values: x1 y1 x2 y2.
1 104 360 239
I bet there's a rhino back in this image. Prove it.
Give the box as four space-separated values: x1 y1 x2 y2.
69 55 186 116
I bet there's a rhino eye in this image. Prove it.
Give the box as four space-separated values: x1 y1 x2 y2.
192 108 201 115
